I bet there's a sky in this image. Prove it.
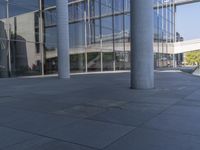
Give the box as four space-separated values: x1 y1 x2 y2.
176 2 200 40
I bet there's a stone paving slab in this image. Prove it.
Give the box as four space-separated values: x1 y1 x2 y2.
0 99 77 113
54 104 106 118
144 109 200 136
4 138 94 150
3 111 79 134
3 137 52 150
104 128 200 150
0 127 36 149
185 89 200 100
89 102 169 126
177 99 200 107
43 119 134 149
0 107 44 124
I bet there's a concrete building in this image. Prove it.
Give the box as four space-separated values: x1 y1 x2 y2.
0 0 175 78
0 0 200 88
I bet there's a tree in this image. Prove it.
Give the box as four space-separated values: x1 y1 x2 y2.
185 50 200 65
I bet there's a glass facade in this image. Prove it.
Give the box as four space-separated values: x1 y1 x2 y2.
0 0 175 77
154 0 175 67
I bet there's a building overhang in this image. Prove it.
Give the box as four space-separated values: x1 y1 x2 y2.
154 0 200 9
174 0 200 6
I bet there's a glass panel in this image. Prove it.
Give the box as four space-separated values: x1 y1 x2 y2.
101 16 113 52
113 0 123 13
44 0 56 8
44 9 56 26
124 14 130 51
114 15 125 70
0 0 6 19
90 0 100 17
103 52 113 71
9 0 39 17
124 51 130 70
70 53 85 73
45 27 57 51
11 41 42 76
69 1 85 21
114 15 124 52
101 16 113 71
9 12 39 43
0 20 7 39
0 38 9 77
87 52 101 72
101 0 112 16
124 0 130 12
115 51 125 70
69 21 85 49
45 57 57 74
44 26 57 74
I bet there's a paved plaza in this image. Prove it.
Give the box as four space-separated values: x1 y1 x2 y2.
0 71 200 149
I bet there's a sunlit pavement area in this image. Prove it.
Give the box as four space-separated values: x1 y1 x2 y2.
0 71 200 150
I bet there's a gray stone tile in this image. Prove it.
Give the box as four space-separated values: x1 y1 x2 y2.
89 104 167 126
104 128 200 150
0 127 36 149
3 112 79 134
0 108 40 124
130 97 181 105
177 100 200 107
164 105 200 117
144 112 200 136
85 99 128 109
36 141 95 150
43 119 134 149
54 104 106 118
152 91 185 99
0 96 21 104
4 137 94 150
4 137 51 150
0 108 19 124
185 90 200 100
0 100 74 113
122 102 169 113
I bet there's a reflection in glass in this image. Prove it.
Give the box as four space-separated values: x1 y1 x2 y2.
87 52 101 72
103 52 113 71
0 0 175 77
0 0 6 19
11 41 42 76
70 53 85 73
0 41 8 77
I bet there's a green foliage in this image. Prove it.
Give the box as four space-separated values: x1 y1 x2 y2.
185 50 200 65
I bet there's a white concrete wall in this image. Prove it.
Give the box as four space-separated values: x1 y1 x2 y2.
174 0 200 5
174 39 200 54
2 12 42 69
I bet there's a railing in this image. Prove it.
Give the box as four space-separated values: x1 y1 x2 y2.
193 65 200 76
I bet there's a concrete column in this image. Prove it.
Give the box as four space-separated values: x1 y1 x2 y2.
130 0 154 89
56 0 70 79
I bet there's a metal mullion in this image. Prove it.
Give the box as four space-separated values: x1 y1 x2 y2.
173 0 176 67
112 0 115 71
6 0 12 76
122 0 126 70
39 0 45 75
99 0 103 71
84 1 88 73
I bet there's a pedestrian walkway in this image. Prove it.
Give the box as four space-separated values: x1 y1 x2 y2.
0 71 200 150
